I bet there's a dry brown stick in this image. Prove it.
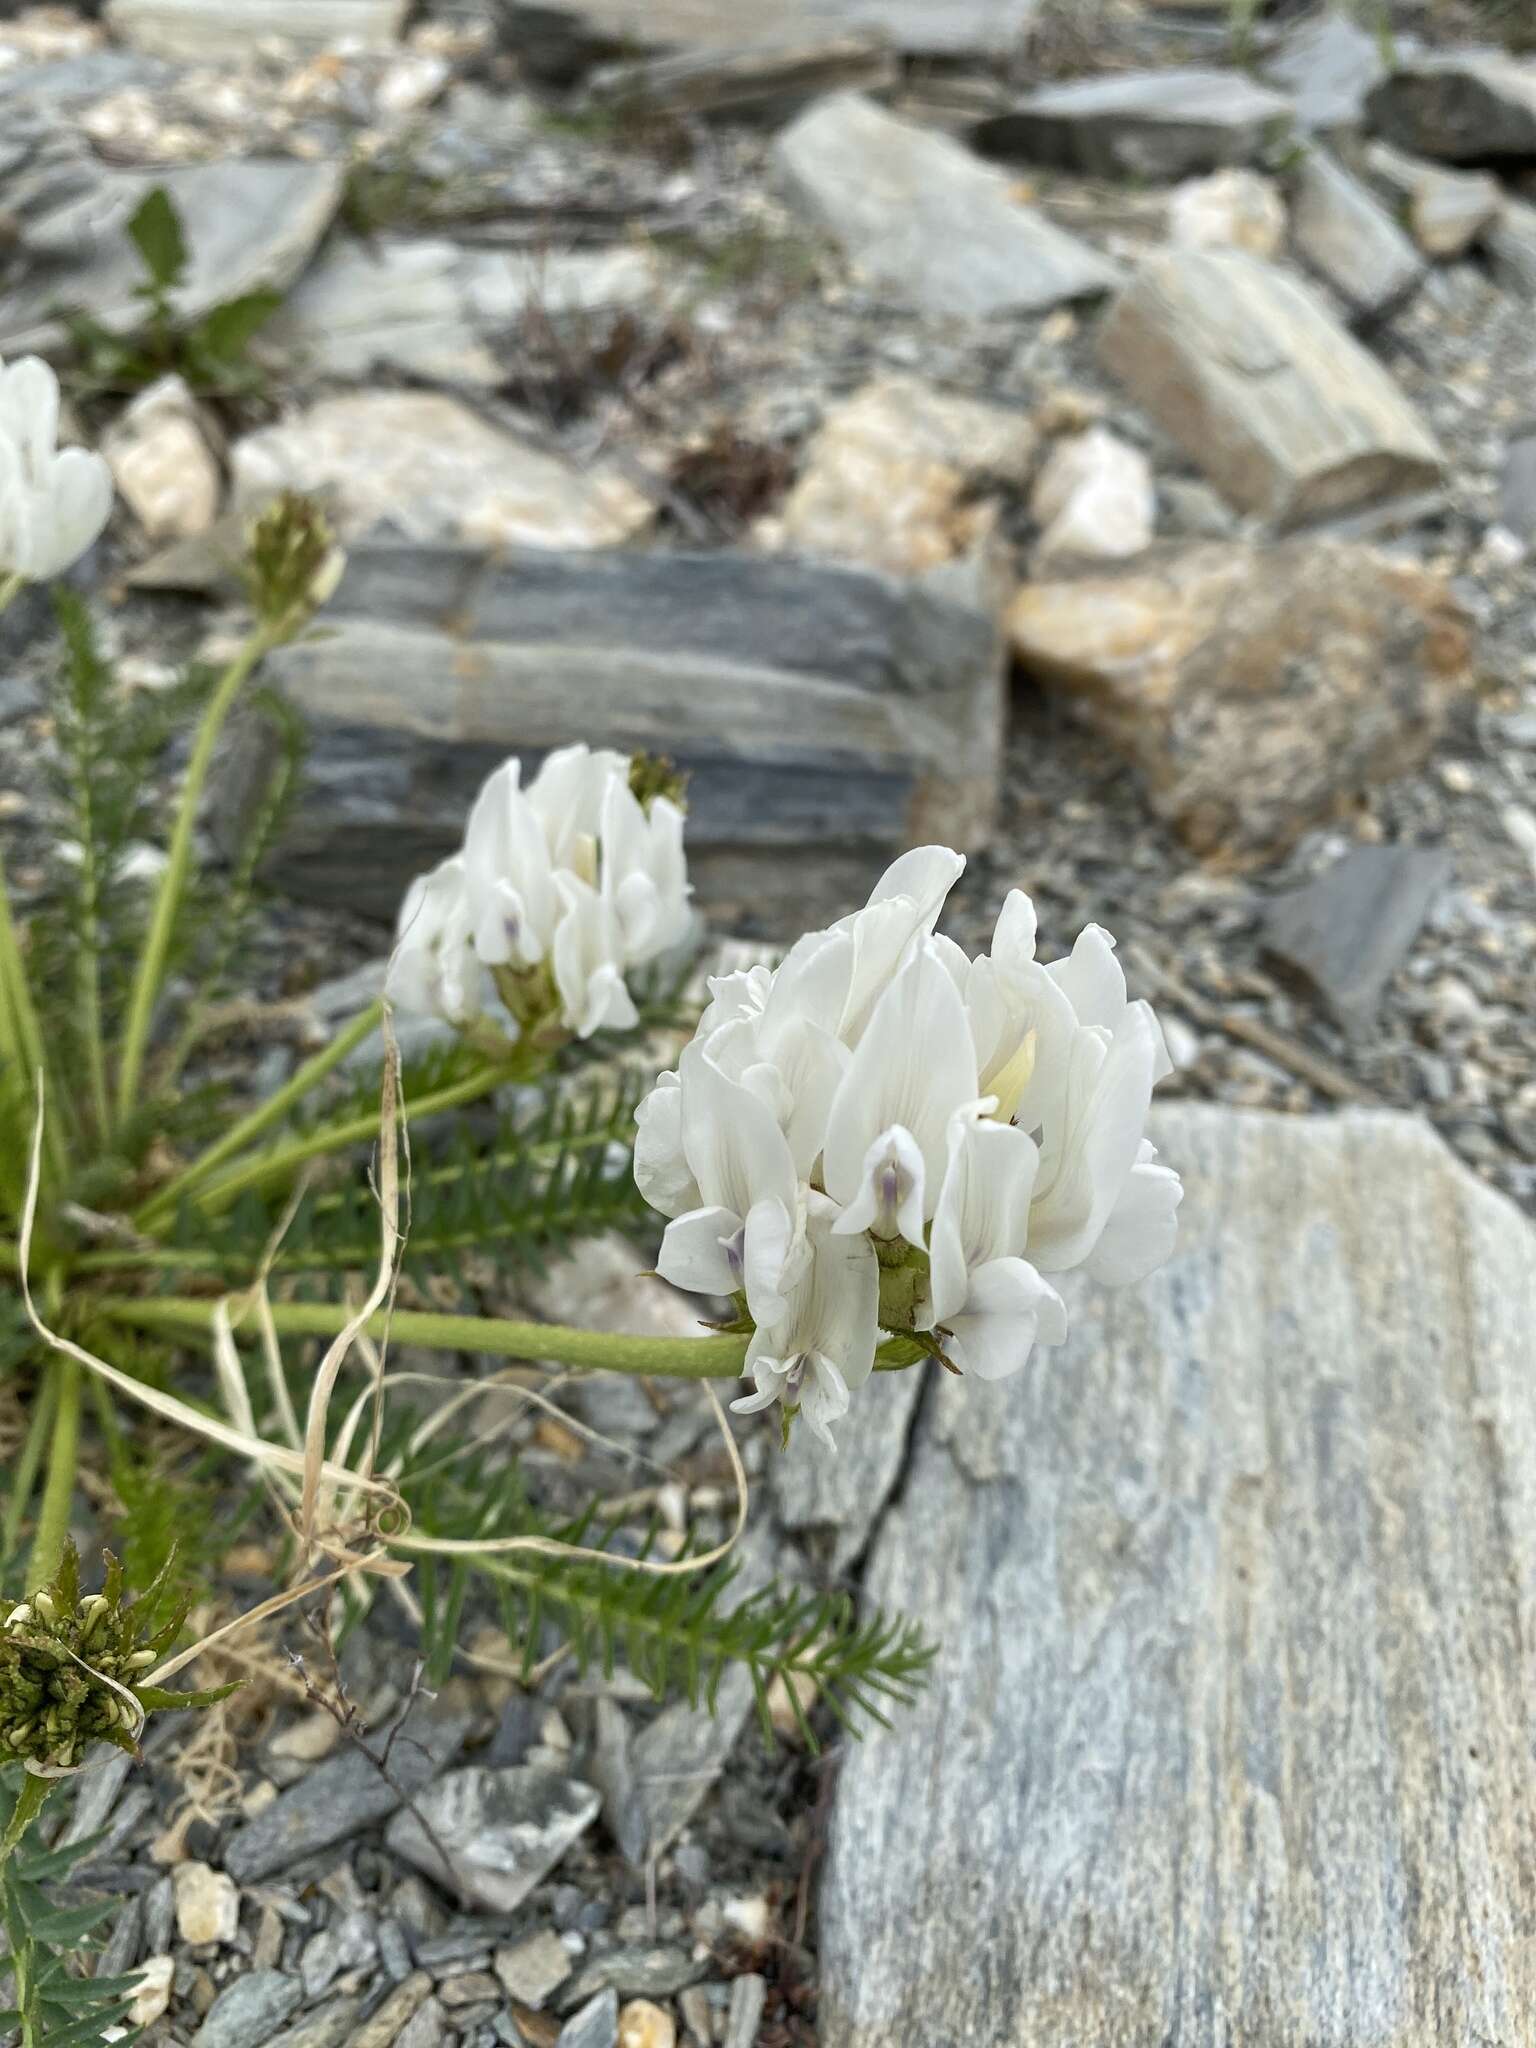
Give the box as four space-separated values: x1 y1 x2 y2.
1126 944 1383 1108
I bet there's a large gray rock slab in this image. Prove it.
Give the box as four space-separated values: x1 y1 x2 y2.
579 34 899 119
222 543 1005 929
0 154 344 354
1366 48 1536 163
264 235 665 388
1096 248 1444 527
499 0 1040 65
1262 6 1388 132
773 1365 925 1580
974 68 1294 181
821 1101 1536 2048
774 92 1121 319
105 0 406 56
1288 146 1424 322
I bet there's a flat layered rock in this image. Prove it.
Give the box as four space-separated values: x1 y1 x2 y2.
105 0 407 55
1488 196 1536 296
1096 248 1443 527
775 92 1121 319
1006 539 1472 858
1288 147 1424 322
580 34 898 119
231 392 653 549
974 68 1294 181
1261 6 1387 132
499 0 1041 65
1366 49 1536 162
0 154 343 353
264 236 665 387
223 543 1004 928
821 1101 1536 2047
1363 140 1504 258
1261 843 1451 1032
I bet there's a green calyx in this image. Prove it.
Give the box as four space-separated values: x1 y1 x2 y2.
0 1543 235 1775
874 1236 930 1333
628 751 689 813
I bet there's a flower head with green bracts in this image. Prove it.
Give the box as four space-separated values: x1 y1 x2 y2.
0 1544 234 1779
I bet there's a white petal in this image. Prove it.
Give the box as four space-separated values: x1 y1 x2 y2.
1046 923 1126 1029
926 1109 1041 1323
942 1256 1068 1382
1029 1009 1159 1274
550 874 637 1037
733 1191 879 1443
658 1205 742 1296
832 1123 926 1244
822 941 979 1224
864 844 965 922
741 1193 806 1327
678 1036 798 1221
1082 1149 1183 1286
38 447 112 576
699 965 771 1034
632 1071 700 1219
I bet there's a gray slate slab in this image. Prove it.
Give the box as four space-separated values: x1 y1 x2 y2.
384 1766 601 1914
1487 195 1536 297
105 0 407 55
1288 146 1424 322
974 67 1294 180
222 542 1004 930
1261 6 1388 132
0 155 344 354
820 1101 1536 2047
1366 48 1536 162
774 92 1121 319
192 1973 303 2048
1260 842 1451 1031
579 34 898 119
772 1359 925 1579
499 0 1039 64
1502 427 1536 535
1096 248 1443 526
223 1706 468 1883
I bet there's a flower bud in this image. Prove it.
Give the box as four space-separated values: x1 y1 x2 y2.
244 491 345 641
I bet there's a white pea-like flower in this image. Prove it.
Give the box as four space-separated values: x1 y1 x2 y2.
633 846 1183 1447
0 355 114 584
388 745 693 1041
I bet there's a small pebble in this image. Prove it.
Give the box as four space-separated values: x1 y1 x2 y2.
618 1999 676 2048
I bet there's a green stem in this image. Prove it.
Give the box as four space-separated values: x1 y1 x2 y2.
24 1357 80 1594
0 573 25 619
174 1057 519 1221
136 999 386 1228
0 863 66 1187
98 1295 752 1380
0 1366 57 1572
114 620 280 1136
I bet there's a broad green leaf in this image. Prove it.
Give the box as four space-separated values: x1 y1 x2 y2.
127 186 188 293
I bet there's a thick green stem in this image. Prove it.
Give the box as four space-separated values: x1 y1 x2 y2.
24 1357 80 1594
115 621 280 1135
136 999 386 1228
99 1295 752 1380
0 1365 57 1572
0 573 24 619
175 1057 519 1221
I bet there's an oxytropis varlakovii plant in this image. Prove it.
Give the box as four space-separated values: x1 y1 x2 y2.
0 347 1182 2036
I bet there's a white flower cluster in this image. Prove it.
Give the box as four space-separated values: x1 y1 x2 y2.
635 848 1182 1447
388 746 691 1042
0 356 114 583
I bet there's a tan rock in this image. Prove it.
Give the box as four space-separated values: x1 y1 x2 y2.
1363 141 1504 260
103 375 221 542
231 391 652 551
759 372 1035 575
173 1860 240 1947
619 1999 677 2048
1007 539 1473 857
1167 168 1286 257
129 1955 176 2029
1096 248 1443 528
1030 427 1155 566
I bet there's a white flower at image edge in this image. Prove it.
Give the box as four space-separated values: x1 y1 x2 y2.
0 356 114 583
386 744 693 1041
635 846 1184 1449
